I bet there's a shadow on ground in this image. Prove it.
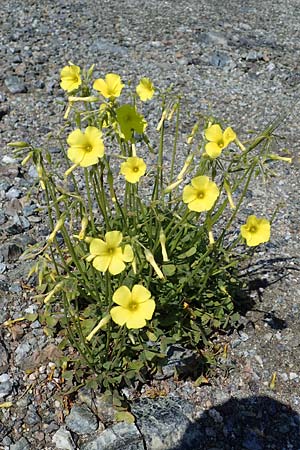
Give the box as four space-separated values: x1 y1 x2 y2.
169 395 300 450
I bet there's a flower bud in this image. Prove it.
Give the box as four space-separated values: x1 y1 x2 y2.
177 154 193 180
268 153 292 163
21 151 33 166
224 180 235 210
187 123 199 144
156 110 167 131
145 249 165 279
7 141 29 148
164 178 183 194
47 216 65 243
159 229 169 262
86 314 111 341
78 217 89 240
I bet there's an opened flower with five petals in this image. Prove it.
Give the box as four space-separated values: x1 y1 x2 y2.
116 104 147 141
87 231 133 275
120 156 147 183
136 78 155 101
60 65 82 92
67 126 104 167
241 215 271 247
204 124 236 159
110 285 155 329
183 175 219 212
93 73 124 99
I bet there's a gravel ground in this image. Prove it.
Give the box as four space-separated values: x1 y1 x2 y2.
0 1 300 449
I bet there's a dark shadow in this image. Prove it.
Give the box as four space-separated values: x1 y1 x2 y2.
168 396 300 450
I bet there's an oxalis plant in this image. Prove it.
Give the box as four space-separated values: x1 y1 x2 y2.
10 63 291 394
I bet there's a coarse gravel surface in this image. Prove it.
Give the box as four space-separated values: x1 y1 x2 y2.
0 1 300 449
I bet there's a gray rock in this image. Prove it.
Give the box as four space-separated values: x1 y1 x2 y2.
80 422 143 450
78 388 116 424
132 397 192 449
52 426 75 450
246 50 264 62
91 39 128 56
2 155 16 164
0 210 6 225
0 263 6 274
0 373 13 398
209 52 232 68
15 341 31 365
200 31 228 46
24 406 41 426
5 187 22 199
0 242 23 263
66 404 98 435
27 165 38 179
10 437 30 450
0 342 9 373
4 76 27 94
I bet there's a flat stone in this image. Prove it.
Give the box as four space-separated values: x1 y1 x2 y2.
132 397 193 449
0 342 9 373
10 437 30 450
66 404 98 435
0 242 24 263
4 76 27 94
52 426 75 450
0 374 13 398
80 422 143 450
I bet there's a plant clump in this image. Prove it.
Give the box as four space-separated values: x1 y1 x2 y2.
10 63 292 393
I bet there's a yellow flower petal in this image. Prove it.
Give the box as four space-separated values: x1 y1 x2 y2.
113 285 132 307
132 285 151 303
205 142 223 159
93 78 108 96
67 146 85 165
205 124 223 142
187 198 209 212
110 305 130 326
182 185 197 203
223 127 236 146
125 314 147 329
109 254 126 275
123 244 134 262
80 151 102 167
191 175 209 190
92 255 111 272
140 299 156 319
67 129 87 147
105 231 123 247
85 126 103 141
90 238 107 255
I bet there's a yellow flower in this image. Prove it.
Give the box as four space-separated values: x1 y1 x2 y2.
241 215 271 247
136 78 155 101
87 231 133 275
67 126 104 167
93 73 124 99
183 176 219 212
116 105 147 141
120 157 147 183
204 124 236 159
110 285 155 329
60 65 82 92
